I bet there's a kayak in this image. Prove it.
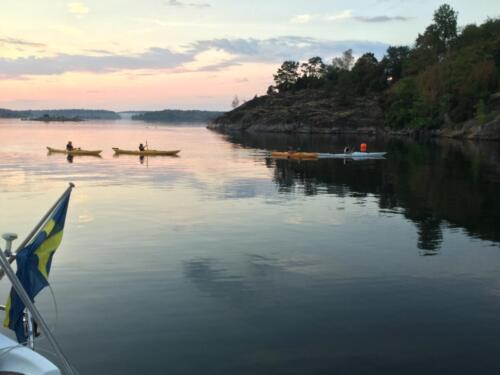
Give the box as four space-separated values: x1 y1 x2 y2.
112 147 181 156
318 152 387 159
271 151 319 160
47 147 102 156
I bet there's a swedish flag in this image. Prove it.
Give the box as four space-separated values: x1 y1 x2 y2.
4 189 72 343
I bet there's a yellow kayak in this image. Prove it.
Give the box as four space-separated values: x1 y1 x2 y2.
271 151 319 160
112 147 181 156
47 147 102 156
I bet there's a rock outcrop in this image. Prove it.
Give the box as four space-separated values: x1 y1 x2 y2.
209 89 500 141
431 114 500 141
208 90 384 134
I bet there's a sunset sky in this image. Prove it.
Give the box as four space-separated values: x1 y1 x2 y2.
0 0 497 111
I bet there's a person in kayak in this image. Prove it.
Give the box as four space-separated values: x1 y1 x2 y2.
344 145 351 154
139 143 145 152
66 141 74 151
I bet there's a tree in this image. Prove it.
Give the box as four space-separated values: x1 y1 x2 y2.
415 24 442 52
332 49 354 71
273 61 300 92
267 85 277 95
384 78 433 129
337 70 355 105
297 57 327 89
454 24 481 49
414 4 458 56
351 53 384 95
432 3 458 50
410 24 443 73
231 95 240 108
301 57 326 79
381 46 411 82
411 4 458 73
323 65 340 93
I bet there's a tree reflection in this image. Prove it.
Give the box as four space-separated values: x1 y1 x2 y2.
220 131 500 254
416 216 443 255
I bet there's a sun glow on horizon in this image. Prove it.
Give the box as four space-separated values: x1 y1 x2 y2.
0 0 498 110
0 62 277 111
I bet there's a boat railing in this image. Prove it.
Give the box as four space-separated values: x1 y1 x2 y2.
0 233 76 375
0 304 37 351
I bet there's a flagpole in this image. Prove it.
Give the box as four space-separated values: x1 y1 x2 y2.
0 183 75 281
0 244 77 375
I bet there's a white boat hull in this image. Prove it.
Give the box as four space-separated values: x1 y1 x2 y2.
318 152 387 159
0 334 61 375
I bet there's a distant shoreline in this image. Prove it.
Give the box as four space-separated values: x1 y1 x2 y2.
23 115 84 122
0 109 120 121
0 108 226 123
132 109 224 123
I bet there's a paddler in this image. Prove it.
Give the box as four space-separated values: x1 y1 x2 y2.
66 141 74 151
344 145 351 154
139 143 145 152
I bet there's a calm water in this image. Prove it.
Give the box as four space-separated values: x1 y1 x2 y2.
1 119 500 374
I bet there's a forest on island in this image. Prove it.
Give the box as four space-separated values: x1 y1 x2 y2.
266 4 500 129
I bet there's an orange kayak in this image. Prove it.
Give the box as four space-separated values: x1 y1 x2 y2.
271 151 319 160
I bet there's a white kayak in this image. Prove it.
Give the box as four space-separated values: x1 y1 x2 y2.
318 152 387 159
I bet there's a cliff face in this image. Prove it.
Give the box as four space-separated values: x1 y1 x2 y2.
209 90 500 141
208 90 384 134
435 115 500 141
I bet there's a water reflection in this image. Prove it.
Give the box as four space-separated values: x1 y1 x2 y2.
182 254 500 375
223 131 500 252
416 216 443 255
184 258 253 303
2 121 500 374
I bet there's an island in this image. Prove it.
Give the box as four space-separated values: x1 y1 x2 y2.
0 109 121 120
25 114 84 122
132 109 224 123
209 5 500 141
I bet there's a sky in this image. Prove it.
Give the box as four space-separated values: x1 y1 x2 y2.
0 0 498 111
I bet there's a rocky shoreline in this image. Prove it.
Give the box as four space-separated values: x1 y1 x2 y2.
208 90 500 141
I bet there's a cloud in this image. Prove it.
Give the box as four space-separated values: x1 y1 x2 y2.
291 14 313 24
67 2 89 14
290 10 352 24
0 37 46 48
0 47 192 77
290 10 409 24
187 36 389 63
166 0 210 8
83 48 114 55
325 10 353 21
0 36 389 78
354 15 410 22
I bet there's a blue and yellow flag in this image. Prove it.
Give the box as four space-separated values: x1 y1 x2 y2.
4 190 72 343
